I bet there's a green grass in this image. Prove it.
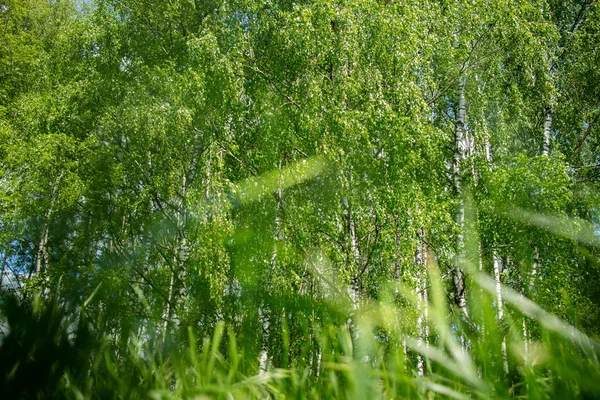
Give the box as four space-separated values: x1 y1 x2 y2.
2 251 599 399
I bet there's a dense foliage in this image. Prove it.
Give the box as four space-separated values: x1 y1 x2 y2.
1 0 599 398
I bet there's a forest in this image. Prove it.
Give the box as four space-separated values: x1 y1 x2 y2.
1 0 600 398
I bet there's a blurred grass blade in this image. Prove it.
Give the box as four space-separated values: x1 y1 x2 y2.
474 271 600 353
83 283 102 308
417 379 470 400
232 156 328 204
206 321 225 380
507 208 600 248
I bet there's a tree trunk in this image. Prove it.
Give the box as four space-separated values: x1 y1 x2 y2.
258 306 271 374
415 230 429 376
176 173 189 310
422 244 430 373
0 250 6 291
542 45 556 156
394 215 402 287
484 133 492 163
163 270 175 341
416 236 424 376
163 174 189 339
452 76 469 319
542 106 552 156
531 246 539 292
260 185 283 374
493 250 509 374
34 172 63 275
479 244 486 337
523 246 540 355
35 222 50 275
343 194 361 310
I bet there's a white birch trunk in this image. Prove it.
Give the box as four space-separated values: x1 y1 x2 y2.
0 250 7 291
493 250 509 374
205 144 212 199
479 245 486 338
531 247 539 293
523 247 540 355
493 251 504 320
453 76 469 319
542 49 555 156
542 107 552 156
423 272 429 365
348 199 361 307
163 270 175 340
260 185 283 374
174 174 189 324
35 172 63 275
35 220 50 275
343 193 361 332
348 206 361 345
258 306 270 374
163 173 189 338
394 216 401 296
416 288 424 376
415 231 428 376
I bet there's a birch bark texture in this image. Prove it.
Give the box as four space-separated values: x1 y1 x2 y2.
453 76 469 319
